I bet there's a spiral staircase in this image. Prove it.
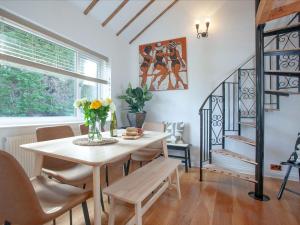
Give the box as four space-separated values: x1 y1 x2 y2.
199 12 300 200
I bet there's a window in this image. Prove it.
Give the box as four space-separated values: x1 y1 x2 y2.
0 17 110 124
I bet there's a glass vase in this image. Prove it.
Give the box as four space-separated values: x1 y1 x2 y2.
88 120 102 142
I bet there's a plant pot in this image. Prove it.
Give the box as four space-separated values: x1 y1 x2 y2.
127 111 147 128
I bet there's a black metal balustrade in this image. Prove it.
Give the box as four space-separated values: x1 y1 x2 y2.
199 12 300 200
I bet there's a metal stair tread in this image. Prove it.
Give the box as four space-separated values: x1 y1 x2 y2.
225 135 256 146
264 70 300 77
239 121 256 127
265 108 280 112
202 164 257 183
265 90 300 96
264 48 300 56
211 149 257 165
264 23 300 37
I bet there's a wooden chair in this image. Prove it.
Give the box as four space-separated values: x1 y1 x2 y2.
0 150 92 225
36 125 105 214
80 123 89 136
131 122 164 167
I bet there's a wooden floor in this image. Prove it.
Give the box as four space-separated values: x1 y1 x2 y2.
45 166 300 225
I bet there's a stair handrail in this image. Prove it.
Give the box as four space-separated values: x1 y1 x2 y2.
199 12 299 113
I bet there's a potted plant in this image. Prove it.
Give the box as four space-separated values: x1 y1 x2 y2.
118 84 153 128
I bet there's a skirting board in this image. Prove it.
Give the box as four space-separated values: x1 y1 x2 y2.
191 160 299 182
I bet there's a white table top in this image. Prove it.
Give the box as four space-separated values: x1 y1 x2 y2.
20 130 169 166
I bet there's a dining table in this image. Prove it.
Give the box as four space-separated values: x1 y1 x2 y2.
20 130 170 225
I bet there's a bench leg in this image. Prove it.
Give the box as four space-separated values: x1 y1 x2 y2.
277 165 292 200
175 167 181 199
108 197 116 225
135 202 142 225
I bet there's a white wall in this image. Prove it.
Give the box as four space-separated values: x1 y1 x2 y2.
127 0 256 166
0 0 130 143
127 0 300 180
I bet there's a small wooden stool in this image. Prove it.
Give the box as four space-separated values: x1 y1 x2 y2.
277 161 300 199
167 143 191 172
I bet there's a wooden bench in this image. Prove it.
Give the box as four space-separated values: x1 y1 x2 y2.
103 157 181 225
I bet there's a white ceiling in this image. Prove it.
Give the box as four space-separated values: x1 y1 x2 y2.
69 0 174 44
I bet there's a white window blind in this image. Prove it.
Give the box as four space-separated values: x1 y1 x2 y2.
0 21 76 72
0 18 109 85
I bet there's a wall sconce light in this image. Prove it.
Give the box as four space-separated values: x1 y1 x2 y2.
195 19 210 38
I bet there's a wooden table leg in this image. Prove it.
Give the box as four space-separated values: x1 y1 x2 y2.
162 139 173 185
162 139 168 158
93 166 102 225
108 197 115 225
175 167 181 199
33 154 43 177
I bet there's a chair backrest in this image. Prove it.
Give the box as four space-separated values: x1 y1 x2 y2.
80 124 89 135
143 122 164 132
36 125 76 170
0 150 44 225
143 122 164 149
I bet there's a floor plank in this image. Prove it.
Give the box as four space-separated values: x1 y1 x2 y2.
44 166 300 225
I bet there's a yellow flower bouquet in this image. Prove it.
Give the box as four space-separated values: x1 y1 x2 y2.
74 98 116 142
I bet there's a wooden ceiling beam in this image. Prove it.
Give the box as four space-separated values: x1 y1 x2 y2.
84 0 99 15
116 0 155 36
256 0 300 25
129 0 178 44
102 0 129 27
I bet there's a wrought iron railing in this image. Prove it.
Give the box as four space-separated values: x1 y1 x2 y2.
199 13 299 181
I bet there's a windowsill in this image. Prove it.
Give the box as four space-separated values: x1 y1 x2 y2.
0 117 84 129
0 117 112 129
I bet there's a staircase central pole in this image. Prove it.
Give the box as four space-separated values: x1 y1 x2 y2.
248 0 270 201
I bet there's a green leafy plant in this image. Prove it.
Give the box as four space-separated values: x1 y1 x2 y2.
118 84 153 113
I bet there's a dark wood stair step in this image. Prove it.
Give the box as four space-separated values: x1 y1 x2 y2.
211 149 257 165
264 70 300 77
265 90 300 96
225 135 256 146
264 48 300 56
202 164 257 183
264 23 300 37
239 121 256 127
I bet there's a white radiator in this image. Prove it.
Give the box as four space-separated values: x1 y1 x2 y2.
3 134 36 177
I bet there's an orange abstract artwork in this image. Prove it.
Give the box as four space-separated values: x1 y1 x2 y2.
139 37 188 91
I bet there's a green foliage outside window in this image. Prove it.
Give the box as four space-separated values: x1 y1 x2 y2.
0 64 75 117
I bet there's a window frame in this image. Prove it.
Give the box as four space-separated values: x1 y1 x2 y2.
0 9 111 126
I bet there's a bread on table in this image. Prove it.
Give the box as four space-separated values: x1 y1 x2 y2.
124 127 143 136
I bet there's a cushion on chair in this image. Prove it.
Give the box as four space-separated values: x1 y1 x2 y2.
164 122 185 144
